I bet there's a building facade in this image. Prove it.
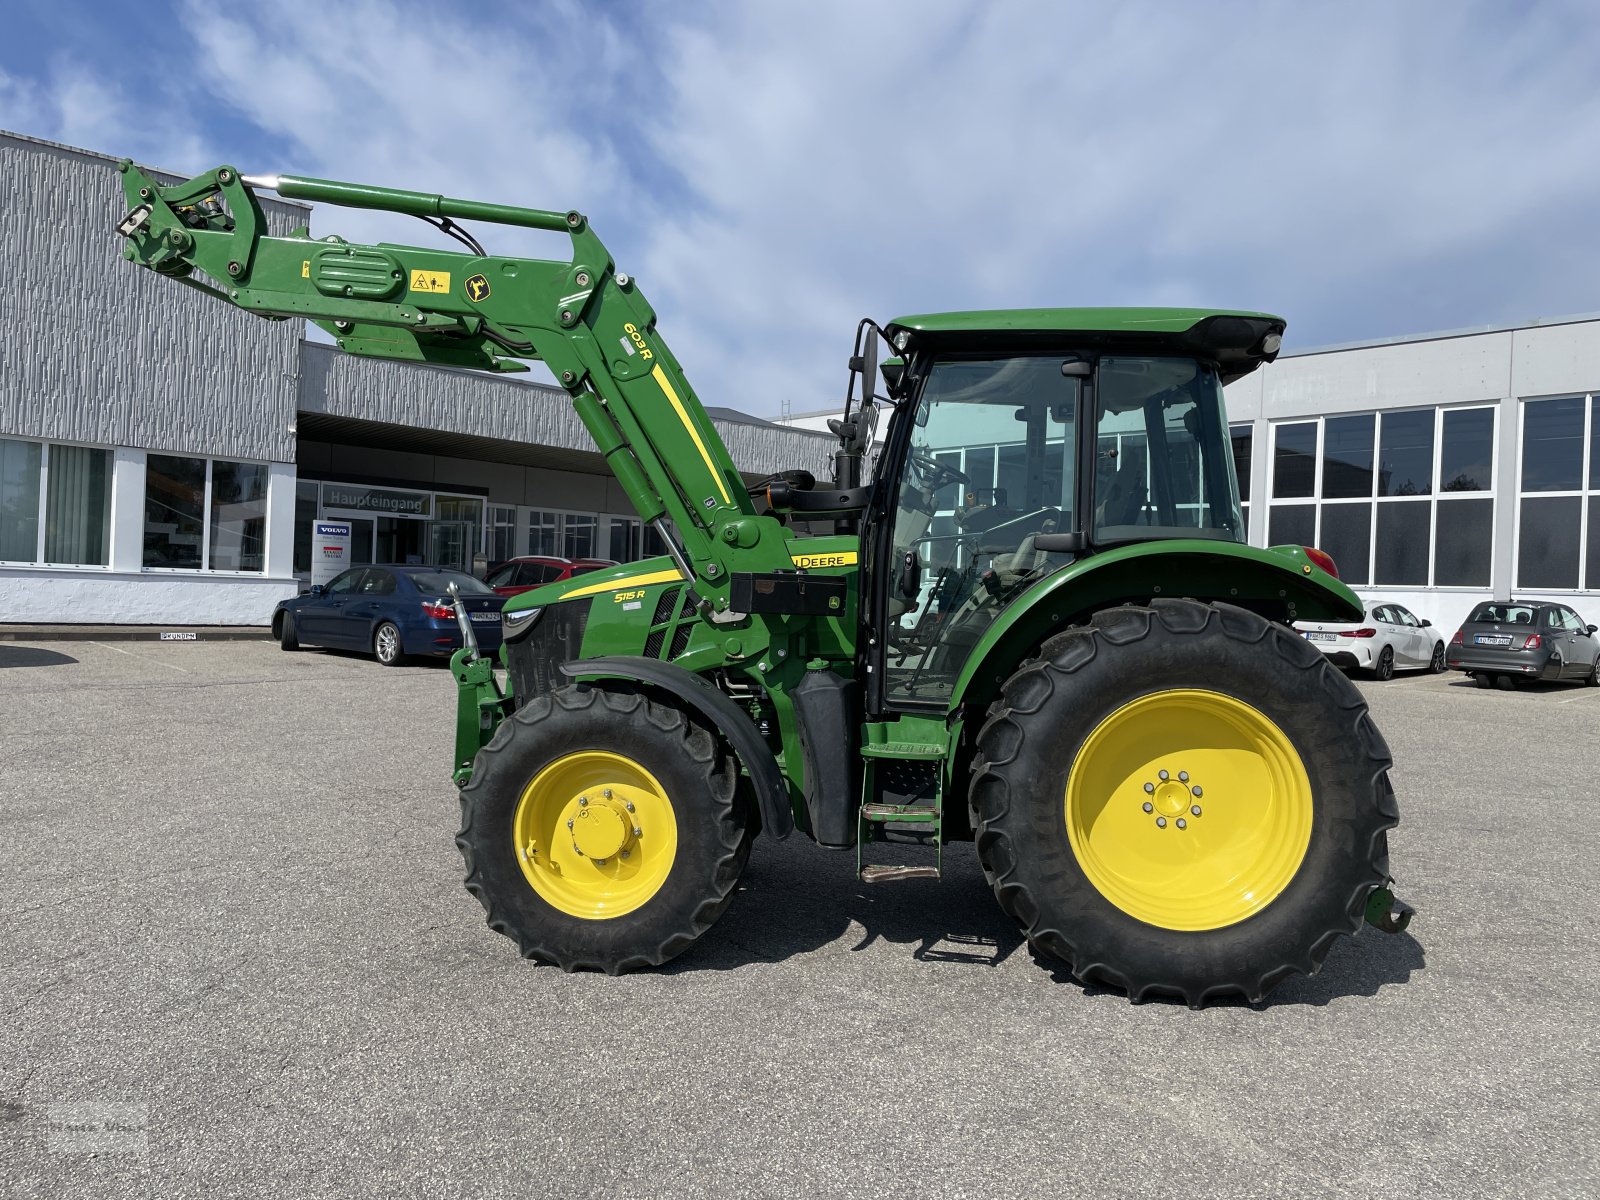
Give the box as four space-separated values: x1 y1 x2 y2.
0 131 834 624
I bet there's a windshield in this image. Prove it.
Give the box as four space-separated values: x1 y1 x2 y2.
410 570 494 596
1094 357 1242 543
1468 603 1538 625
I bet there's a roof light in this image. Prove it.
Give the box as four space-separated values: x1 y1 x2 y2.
1261 333 1283 354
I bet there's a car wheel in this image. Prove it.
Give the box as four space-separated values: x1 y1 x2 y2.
1587 654 1600 688
1495 674 1516 691
1373 645 1395 682
1429 641 1446 674
373 621 405 666
278 611 300 652
1474 673 1493 689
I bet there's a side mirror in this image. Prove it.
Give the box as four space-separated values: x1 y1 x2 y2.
307 584 325 596
1589 624 1597 634
1421 619 1432 627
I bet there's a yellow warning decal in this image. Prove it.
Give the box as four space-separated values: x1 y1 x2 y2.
409 269 452 294
790 550 859 569
301 260 310 278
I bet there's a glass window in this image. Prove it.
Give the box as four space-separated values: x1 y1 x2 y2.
1268 503 1315 547
1322 415 1375 499
42 445 112 566
1272 422 1317 499
293 480 318 574
527 510 561 556
1230 426 1253 501
489 505 517 564
563 514 597 559
360 568 397 595
1521 398 1585 492
1 438 43 561
144 455 207 569
326 568 364 594
1434 498 1493 587
1518 495 1582 589
1318 504 1371 585
1591 398 1600 490
1589 496 1600 590
436 496 484 557
1378 410 1434 496
1441 408 1494 492
209 460 267 572
1374 501 1429 585
485 563 516 587
409 569 494 595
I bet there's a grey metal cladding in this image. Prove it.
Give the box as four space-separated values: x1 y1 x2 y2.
0 131 303 461
297 342 836 480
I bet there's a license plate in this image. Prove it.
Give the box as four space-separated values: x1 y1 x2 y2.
1474 634 1511 647
1308 632 1336 643
470 611 499 623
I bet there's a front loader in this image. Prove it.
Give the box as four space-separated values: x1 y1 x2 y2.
114 160 1413 1004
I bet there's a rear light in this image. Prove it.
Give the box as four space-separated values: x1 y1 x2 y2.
1302 546 1340 578
1338 627 1378 638
421 600 454 620
1451 629 1463 645
1521 634 1542 650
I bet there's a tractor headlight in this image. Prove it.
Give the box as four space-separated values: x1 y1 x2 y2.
502 605 544 643
1261 332 1283 354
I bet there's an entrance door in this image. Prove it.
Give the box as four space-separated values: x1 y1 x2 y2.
430 521 471 572
376 516 426 565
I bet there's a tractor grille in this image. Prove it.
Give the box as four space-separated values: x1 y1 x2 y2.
507 598 592 708
643 587 682 659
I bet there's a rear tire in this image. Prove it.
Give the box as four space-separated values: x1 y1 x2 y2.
457 685 753 972
970 600 1397 1006
1474 673 1493 689
1587 654 1600 687
373 621 404 666
1372 645 1395 681
1429 642 1446 673
277 611 299 652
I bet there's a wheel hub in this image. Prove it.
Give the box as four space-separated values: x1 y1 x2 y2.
569 795 635 862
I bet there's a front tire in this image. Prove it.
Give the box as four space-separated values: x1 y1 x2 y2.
971 600 1397 1005
457 686 753 972
373 621 405 666
277 611 300 652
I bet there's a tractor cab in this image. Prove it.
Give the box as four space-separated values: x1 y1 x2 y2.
861 308 1285 707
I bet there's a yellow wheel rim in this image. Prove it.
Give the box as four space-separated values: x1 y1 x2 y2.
1064 689 1312 931
512 751 678 920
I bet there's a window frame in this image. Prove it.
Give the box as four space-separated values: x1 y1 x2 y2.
143 451 272 575
0 436 115 569
1514 393 1597 593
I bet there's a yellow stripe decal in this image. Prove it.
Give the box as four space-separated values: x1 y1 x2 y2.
652 364 732 505
790 550 859 569
560 568 684 601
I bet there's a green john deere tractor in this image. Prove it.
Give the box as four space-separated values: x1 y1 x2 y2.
114 160 1412 1004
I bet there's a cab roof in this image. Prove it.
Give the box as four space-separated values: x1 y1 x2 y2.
884 307 1287 383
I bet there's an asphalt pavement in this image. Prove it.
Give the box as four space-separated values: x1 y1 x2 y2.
1 639 1595 1198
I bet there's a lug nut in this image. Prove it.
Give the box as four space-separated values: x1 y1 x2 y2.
566 819 574 829
1191 786 1203 798
1178 771 1189 782
1158 770 1169 781
632 827 642 838
579 796 588 806
1176 818 1187 829
594 858 606 866
621 850 630 860
1156 817 1167 828
1143 782 1155 794
625 801 635 812
603 788 613 799
1142 802 1153 813
1191 805 1202 817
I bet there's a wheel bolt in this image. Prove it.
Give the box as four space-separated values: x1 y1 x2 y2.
1192 786 1202 797
1191 805 1202 817
566 819 574 829
1143 782 1155 794
603 788 613 799
1178 771 1189 782
594 858 605 866
1142 802 1154 813
579 796 588 806
1156 817 1167 828
621 850 630 860
632 827 642 838
1176 818 1187 830
625 800 635 812
1158 770 1169 781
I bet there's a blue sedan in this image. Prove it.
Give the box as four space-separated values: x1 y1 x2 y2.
272 565 505 666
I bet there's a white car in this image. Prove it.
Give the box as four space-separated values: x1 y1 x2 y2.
1294 602 1447 681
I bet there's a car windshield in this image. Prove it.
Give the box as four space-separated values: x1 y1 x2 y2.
1468 603 1538 624
571 563 607 576
409 570 494 595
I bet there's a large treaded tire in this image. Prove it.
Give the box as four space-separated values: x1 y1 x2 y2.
970 599 1398 1006
456 685 752 973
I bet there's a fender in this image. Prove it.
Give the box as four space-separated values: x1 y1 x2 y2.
559 655 794 840
949 539 1364 712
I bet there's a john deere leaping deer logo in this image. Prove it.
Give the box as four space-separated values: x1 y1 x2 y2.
464 273 491 302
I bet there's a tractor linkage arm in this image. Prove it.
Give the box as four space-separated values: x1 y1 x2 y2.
113 160 815 618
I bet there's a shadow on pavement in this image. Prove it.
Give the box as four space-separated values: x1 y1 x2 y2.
0 646 78 669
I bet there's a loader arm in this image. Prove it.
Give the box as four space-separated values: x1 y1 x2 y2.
112 160 801 612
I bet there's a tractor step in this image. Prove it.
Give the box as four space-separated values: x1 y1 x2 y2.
860 864 941 884
859 742 945 760
861 803 939 823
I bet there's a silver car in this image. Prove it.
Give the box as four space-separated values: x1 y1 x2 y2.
1447 600 1600 689
1295 602 1446 681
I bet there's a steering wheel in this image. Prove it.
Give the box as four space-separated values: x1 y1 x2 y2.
909 447 970 492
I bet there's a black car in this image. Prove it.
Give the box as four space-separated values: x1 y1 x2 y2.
273 565 504 666
1447 600 1600 689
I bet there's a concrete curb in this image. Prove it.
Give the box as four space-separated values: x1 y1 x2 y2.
0 625 271 642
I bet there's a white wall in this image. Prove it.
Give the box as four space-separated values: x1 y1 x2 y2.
0 570 296 625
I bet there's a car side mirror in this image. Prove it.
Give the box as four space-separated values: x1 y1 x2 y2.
1421 619 1432 627
307 584 325 596
1589 624 1598 634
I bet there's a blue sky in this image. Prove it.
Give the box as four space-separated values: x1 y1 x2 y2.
5 0 1600 415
